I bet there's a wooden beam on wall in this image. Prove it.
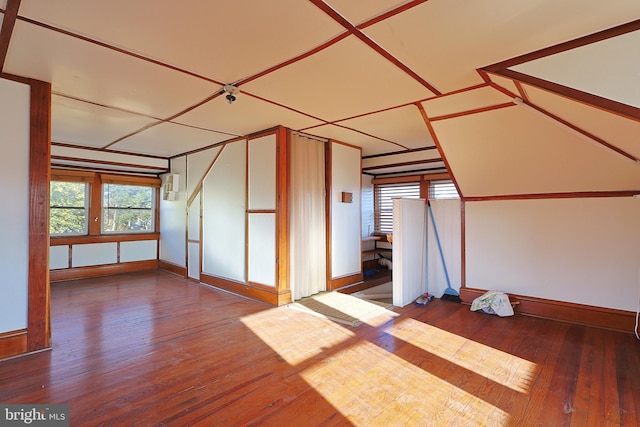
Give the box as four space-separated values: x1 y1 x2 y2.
27 78 51 352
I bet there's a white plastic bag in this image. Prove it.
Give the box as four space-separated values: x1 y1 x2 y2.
470 291 514 317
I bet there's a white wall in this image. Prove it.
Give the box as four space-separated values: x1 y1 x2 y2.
50 246 69 270
121 240 157 263
466 197 640 312
159 156 187 267
187 146 222 198
202 141 246 282
0 78 30 333
72 242 117 267
247 135 276 286
331 142 362 278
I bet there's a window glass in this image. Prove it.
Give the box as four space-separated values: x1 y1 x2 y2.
50 181 89 236
102 184 154 233
428 180 460 199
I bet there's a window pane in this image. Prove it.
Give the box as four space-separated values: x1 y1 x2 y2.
374 182 421 234
50 181 88 235
102 184 154 233
429 180 460 199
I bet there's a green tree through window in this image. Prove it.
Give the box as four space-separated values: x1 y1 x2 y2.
102 184 154 233
50 181 88 235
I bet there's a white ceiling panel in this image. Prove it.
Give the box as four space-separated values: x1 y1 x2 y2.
511 30 640 109
434 107 640 197
363 148 441 169
174 92 323 137
308 124 405 156
364 162 446 176
4 20 219 118
525 84 640 160
337 105 434 150
363 0 640 93
17 0 345 84
51 145 168 174
3 1 640 189
52 95 157 148
113 122 234 158
51 158 167 175
423 86 513 119
241 35 435 122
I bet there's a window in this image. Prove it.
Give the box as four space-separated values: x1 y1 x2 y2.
102 183 155 233
50 181 89 236
374 182 421 233
429 180 460 200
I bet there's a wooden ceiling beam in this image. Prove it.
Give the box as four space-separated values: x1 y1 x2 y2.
497 69 640 123
415 102 464 198
0 0 21 72
484 19 640 72
481 20 640 122
309 0 441 95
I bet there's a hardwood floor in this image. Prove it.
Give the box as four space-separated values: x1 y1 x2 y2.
1 270 639 426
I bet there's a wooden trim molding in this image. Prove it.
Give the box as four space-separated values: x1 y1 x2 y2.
50 260 158 282
276 126 289 294
362 158 442 173
0 329 27 361
415 102 464 199
200 273 292 306
428 102 515 122
28 78 51 353
463 191 640 202
100 173 161 187
50 168 95 182
483 19 640 74
309 0 440 95
459 287 636 334
0 0 21 72
51 232 160 246
328 272 364 291
158 260 187 277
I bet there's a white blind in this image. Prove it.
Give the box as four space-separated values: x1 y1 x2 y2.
429 180 459 199
374 182 420 233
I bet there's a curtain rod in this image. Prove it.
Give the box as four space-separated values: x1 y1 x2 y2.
291 130 329 143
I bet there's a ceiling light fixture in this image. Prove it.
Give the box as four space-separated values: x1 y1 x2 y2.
223 84 239 104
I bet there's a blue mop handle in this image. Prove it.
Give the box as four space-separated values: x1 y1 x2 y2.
428 202 452 290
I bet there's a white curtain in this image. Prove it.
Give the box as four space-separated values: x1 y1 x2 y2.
290 133 326 300
427 199 462 298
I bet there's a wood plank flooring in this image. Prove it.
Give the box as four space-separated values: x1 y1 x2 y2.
1 270 639 426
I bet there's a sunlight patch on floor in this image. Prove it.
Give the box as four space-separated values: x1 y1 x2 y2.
384 318 537 393
240 308 355 365
300 340 510 426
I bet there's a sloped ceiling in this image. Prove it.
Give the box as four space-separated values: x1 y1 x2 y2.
0 0 639 197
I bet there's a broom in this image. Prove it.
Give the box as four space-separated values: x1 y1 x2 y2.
427 201 461 303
